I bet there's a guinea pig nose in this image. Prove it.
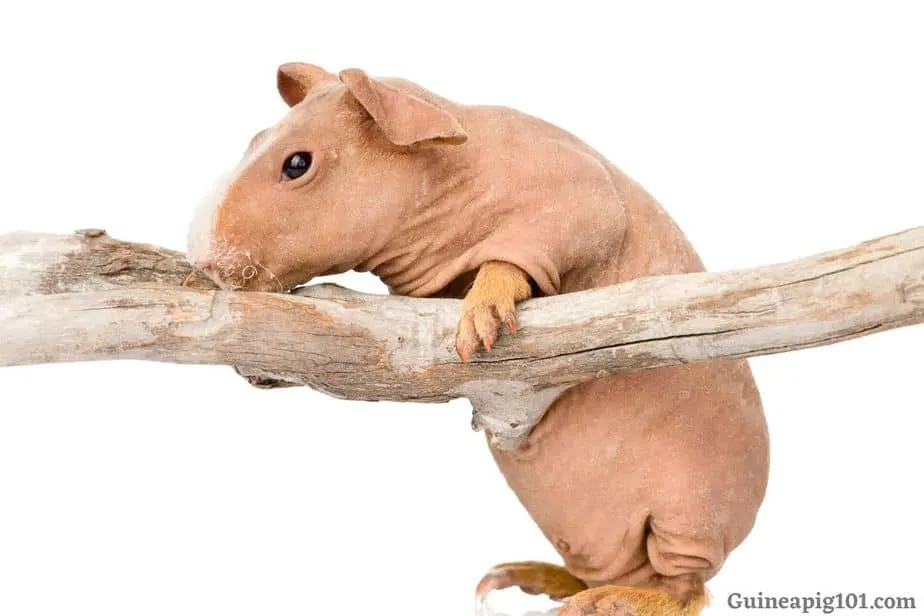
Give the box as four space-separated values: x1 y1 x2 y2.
193 256 214 269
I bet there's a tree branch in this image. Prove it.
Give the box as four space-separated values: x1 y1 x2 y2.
1 227 922 448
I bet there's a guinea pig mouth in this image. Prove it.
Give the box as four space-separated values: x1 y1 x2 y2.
205 245 288 292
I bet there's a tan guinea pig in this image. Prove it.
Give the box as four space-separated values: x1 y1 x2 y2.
186 63 769 616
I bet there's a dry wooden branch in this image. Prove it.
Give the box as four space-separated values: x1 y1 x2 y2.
1 227 922 448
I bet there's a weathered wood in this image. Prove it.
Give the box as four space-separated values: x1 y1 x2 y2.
1 227 923 448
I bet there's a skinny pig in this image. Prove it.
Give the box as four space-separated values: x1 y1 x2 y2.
186 63 770 616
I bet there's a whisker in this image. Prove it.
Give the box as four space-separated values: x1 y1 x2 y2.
251 257 286 292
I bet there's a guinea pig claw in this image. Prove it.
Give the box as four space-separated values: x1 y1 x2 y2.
455 322 477 361
495 302 518 334
473 304 500 350
456 342 472 363
474 561 589 615
456 305 487 360
474 569 513 616
456 297 521 360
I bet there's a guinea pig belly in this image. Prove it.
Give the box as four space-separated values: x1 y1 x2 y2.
487 359 769 586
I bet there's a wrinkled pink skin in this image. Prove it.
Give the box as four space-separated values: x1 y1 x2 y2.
187 63 769 601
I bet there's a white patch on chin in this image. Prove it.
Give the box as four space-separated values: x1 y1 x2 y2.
185 128 279 267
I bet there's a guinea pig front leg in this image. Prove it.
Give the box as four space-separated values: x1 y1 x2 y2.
455 261 532 361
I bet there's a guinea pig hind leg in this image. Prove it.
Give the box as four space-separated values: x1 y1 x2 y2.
558 577 707 616
474 561 588 607
455 261 532 361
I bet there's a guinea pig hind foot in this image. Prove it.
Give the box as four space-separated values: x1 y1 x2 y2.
474 561 588 609
558 580 708 616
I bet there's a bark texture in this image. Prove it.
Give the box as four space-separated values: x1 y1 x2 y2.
1 227 922 448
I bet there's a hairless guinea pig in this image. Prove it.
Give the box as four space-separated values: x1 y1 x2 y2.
187 63 769 616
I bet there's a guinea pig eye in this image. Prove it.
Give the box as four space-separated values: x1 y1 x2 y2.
281 152 313 181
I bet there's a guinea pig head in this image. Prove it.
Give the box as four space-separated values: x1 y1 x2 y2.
186 63 468 291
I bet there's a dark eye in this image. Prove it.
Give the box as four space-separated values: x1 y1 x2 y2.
282 152 313 180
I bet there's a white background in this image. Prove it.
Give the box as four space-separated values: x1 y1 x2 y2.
1 2 922 615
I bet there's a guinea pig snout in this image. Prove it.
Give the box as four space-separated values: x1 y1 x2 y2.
192 256 214 269
190 245 279 292
188 254 225 288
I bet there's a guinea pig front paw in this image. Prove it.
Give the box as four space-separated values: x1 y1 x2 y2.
455 261 532 361
455 295 519 361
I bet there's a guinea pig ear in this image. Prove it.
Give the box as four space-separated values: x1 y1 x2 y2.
277 62 337 107
338 68 467 147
